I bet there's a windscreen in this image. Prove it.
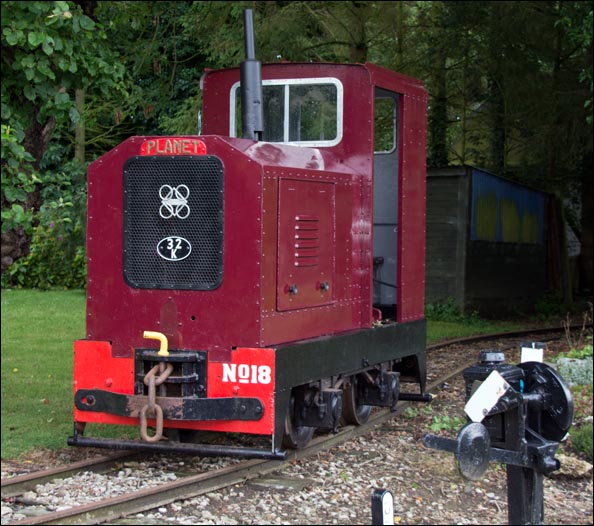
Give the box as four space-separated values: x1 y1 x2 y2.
231 78 343 146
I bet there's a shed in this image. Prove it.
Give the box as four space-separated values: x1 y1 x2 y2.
426 166 550 317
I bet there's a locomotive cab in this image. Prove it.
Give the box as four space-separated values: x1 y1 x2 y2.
69 59 427 457
201 62 427 325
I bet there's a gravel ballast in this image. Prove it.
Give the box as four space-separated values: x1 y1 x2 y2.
2 335 592 525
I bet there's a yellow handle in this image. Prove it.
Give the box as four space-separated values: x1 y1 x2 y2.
143 331 169 357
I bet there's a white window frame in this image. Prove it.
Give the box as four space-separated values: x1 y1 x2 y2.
230 77 344 147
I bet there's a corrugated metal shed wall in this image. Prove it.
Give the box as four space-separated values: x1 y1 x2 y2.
425 167 469 310
470 168 545 244
466 168 547 316
426 166 549 317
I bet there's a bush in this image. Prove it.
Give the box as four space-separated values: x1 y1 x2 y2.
556 357 594 386
3 221 86 289
426 298 474 322
2 198 87 289
1 124 39 237
534 291 571 320
1 160 87 290
572 423 593 461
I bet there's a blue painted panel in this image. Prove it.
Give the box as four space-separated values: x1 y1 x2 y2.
470 169 545 244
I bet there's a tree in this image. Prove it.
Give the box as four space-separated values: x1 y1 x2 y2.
1 1 591 296
1 0 125 276
411 1 592 295
94 1 206 138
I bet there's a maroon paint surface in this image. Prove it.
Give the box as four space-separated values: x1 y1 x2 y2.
86 62 427 360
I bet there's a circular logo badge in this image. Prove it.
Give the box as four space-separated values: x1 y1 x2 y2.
157 236 192 261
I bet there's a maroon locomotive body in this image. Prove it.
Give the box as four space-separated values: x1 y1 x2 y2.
70 59 428 457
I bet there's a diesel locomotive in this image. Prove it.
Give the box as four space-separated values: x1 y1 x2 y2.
68 11 428 459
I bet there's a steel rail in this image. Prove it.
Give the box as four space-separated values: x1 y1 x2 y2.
426 322 591 351
0 351 484 526
3 359 471 526
2 324 588 525
1 452 140 499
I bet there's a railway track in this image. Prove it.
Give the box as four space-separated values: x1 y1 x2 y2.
1 324 588 525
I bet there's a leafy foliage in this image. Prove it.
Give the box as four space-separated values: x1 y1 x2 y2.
425 298 482 323
429 413 466 433
534 291 572 320
554 311 593 386
1 124 40 235
566 340 593 360
571 422 593 461
567 380 594 462
1 1 126 141
1 1 592 290
1 159 87 289
1 1 126 285
94 1 206 138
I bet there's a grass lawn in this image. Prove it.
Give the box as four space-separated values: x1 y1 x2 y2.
1 288 523 460
1 289 87 458
426 318 522 342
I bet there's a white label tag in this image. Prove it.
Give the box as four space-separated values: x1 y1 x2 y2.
381 492 394 525
521 346 544 363
464 370 510 422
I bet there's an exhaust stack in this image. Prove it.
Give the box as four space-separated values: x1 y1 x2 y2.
240 9 263 141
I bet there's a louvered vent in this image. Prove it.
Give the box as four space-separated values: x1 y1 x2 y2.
294 215 319 267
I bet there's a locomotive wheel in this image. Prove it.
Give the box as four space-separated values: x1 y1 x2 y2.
341 374 372 425
281 390 315 449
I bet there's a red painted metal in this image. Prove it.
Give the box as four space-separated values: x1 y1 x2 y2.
77 61 427 438
139 137 207 156
205 347 275 434
73 340 135 426
277 179 335 311
87 136 263 361
74 340 275 434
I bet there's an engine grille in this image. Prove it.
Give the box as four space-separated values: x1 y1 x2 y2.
123 156 224 290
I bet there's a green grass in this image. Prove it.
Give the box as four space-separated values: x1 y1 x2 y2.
426 319 522 343
424 298 523 342
0 289 524 459
1 289 138 459
1 289 87 458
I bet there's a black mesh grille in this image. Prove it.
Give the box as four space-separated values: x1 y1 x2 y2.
123 156 224 290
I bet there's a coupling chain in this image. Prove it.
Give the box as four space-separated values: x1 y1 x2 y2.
139 362 173 442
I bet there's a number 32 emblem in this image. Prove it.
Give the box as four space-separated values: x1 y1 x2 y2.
157 236 192 261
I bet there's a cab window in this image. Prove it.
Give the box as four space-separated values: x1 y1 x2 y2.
231 78 343 147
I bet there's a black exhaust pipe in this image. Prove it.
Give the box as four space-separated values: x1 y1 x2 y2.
240 9 263 141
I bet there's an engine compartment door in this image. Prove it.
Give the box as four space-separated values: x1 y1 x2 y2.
276 178 335 311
